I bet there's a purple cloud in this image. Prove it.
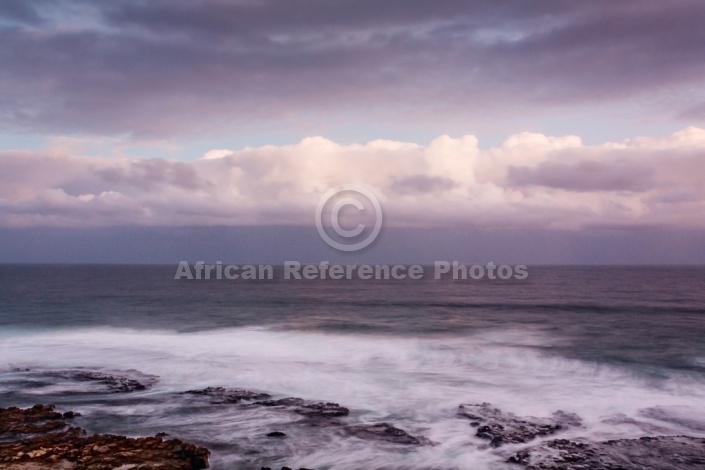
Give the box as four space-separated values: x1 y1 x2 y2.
0 129 704 229
507 160 656 192
1 1 704 136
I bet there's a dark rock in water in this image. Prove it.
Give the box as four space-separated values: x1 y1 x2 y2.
1 428 211 469
551 410 582 428
2 368 157 396
0 404 67 436
640 406 705 432
507 435 705 469
48 369 157 393
260 467 313 470
458 403 581 447
600 412 674 434
256 398 306 407
0 405 210 469
297 402 349 418
266 431 287 438
184 386 271 403
255 398 349 418
345 422 431 445
64 370 148 393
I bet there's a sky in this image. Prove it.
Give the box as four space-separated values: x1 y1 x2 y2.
1 0 705 264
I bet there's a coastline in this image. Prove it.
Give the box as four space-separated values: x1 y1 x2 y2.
2 369 704 469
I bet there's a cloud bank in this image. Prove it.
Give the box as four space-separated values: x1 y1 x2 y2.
1 128 704 230
1 0 705 136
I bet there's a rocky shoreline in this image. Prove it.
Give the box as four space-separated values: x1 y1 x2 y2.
457 402 705 469
2 368 705 469
0 404 210 469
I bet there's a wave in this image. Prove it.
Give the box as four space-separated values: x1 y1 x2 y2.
1 326 705 469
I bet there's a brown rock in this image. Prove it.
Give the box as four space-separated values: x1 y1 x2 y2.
0 406 210 470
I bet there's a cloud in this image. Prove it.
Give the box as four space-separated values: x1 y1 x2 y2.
680 102 705 121
0 128 704 229
391 175 458 195
0 0 45 25
1 1 705 136
507 160 656 192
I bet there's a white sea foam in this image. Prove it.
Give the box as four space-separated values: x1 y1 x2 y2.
1 327 704 469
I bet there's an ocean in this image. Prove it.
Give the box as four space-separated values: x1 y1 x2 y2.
1 265 704 469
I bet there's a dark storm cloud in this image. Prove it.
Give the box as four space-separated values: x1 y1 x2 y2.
1 0 705 136
391 174 458 194
680 102 705 121
0 0 45 25
507 160 657 192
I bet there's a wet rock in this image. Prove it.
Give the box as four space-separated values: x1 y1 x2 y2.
345 423 431 445
255 398 349 418
640 406 705 432
260 467 313 470
600 412 673 434
184 386 271 403
551 410 582 428
507 435 705 469
256 398 305 408
458 403 580 447
1 368 157 398
21 369 157 394
296 402 349 418
0 428 210 469
57 370 153 393
0 404 67 436
0 405 209 469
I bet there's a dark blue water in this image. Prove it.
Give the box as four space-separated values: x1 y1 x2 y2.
1 265 704 468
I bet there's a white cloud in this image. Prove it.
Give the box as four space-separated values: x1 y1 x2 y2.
1 128 704 229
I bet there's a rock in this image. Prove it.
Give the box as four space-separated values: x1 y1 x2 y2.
345 423 431 445
0 428 210 469
0 404 67 436
266 431 287 438
184 386 271 403
296 402 349 418
0 405 209 469
507 435 705 469
640 406 705 432
27 369 157 394
186 387 349 418
458 403 580 447
254 398 349 418
600 412 673 434
551 410 582 428
256 398 305 408
260 468 313 470
57 370 153 393
4 368 157 395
